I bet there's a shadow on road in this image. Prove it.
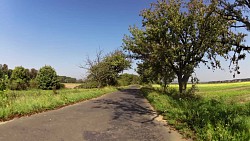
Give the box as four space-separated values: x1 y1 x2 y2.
92 88 160 124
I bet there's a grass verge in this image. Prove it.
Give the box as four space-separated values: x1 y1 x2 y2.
0 87 117 121
141 87 250 141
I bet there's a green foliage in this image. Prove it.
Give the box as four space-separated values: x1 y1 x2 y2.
82 50 131 88
36 65 60 90
9 66 30 90
142 84 250 140
29 68 38 79
0 75 8 91
0 64 10 91
137 61 175 90
219 0 250 31
0 64 9 77
0 87 117 121
59 83 65 89
117 73 139 86
29 79 38 89
123 0 246 93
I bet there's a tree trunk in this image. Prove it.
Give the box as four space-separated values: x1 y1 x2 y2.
177 74 189 94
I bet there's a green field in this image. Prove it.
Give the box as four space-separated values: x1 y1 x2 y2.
0 87 117 121
143 82 250 141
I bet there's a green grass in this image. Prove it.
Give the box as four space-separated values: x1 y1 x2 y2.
142 82 250 141
0 87 117 121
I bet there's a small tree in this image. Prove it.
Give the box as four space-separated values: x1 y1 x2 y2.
36 65 60 90
81 50 131 88
9 66 30 90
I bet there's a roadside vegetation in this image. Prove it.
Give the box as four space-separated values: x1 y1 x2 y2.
1 0 250 140
122 0 250 140
0 51 136 122
142 82 250 141
0 87 117 121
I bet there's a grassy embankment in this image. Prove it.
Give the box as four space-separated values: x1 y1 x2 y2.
0 87 117 121
142 82 250 141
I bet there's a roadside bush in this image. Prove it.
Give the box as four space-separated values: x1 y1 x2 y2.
36 65 60 90
58 83 65 89
9 66 30 90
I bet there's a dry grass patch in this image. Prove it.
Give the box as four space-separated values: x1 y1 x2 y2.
63 83 82 89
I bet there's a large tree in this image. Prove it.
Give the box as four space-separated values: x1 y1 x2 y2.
123 0 246 93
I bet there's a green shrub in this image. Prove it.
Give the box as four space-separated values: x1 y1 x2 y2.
29 79 38 89
9 66 30 90
58 83 65 89
117 73 139 86
0 75 8 91
36 65 60 90
9 79 30 90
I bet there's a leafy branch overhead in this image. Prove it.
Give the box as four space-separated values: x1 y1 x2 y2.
219 0 250 31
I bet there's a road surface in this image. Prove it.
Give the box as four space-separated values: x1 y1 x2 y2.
0 87 188 141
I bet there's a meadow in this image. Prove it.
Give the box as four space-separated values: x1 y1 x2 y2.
0 87 117 121
143 82 250 141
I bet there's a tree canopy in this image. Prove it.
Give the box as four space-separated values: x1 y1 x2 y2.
81 50 131 88
123 0 247 93
9 66 30 90
36 65 60 90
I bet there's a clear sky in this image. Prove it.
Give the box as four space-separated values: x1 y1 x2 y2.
0 0 249 82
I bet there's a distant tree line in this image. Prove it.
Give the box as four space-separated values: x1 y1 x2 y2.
58 76 83 83
0 64 63 91
207 78 250 84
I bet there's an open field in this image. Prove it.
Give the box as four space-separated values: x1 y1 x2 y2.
143 82 250 140
63 83 82 89
0 87 117 121
153 81 250 103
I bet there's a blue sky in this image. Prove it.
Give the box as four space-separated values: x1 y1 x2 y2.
0 0 249 81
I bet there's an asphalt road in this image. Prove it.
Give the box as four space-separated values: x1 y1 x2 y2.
0 87 187 141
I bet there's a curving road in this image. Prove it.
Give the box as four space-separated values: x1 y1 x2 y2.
0 87 188 141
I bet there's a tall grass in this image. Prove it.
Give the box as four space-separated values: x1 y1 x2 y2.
142 82 250 141
0 87 117 121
